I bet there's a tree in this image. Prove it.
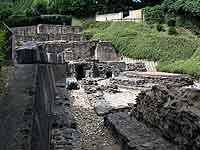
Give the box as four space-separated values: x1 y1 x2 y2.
34 1 48 15
0 8 12 20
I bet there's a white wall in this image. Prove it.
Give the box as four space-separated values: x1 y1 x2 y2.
96 12 123 22
96 9 143 22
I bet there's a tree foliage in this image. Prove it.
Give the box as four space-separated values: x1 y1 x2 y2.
144 5 164 24
162 0 200 16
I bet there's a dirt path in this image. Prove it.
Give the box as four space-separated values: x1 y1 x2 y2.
70 87 121 150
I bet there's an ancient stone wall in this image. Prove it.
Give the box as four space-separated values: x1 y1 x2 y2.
12 26 37 36
38 24 82 34
67 61 126 79
96 62 126 78
69 41 98 61
126 62 147 72
122 72 193 88
12 25 82 36
96 41 120 61
15 33 83 43
132 85 200 150
60 41 120 62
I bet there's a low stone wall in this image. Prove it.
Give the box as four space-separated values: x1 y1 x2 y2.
126 62 147 72
96 62 126 78
122 72 193 88
50 65 80 150
132 85 200 150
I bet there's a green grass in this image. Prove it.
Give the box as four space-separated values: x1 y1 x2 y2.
12 0 34 15
84 22 200 78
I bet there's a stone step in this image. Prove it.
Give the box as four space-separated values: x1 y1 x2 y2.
105 112 179 150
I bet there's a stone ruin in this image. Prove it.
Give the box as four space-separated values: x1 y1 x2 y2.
0 23 199 150
132 85 200 150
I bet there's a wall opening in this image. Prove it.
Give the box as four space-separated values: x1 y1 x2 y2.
90 46 96 57
106 71 113 78
76 64 85 80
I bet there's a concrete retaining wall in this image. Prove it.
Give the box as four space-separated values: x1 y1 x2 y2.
96 12 123 21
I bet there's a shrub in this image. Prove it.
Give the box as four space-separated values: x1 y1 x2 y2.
34 1 48 15
0 8 12 21
83 31 93 40
25 9 37 17
156 24 165 32
144 5 164 24
167 19 176 27
168 27 178 35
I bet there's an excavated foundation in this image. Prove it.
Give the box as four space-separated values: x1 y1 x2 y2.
0 24 199 150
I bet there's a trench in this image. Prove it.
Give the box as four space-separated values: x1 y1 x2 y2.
69 85 122 150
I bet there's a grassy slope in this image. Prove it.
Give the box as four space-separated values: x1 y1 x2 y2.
84 22 200 78
12 0 34 14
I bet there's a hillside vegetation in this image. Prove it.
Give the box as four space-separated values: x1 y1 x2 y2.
0 27 6 65
84 22 200 78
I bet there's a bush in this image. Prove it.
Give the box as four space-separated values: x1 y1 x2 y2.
34 1 48 15
156 24 165 32
144 5 164 24
0 8 13 21
5 15 72 27
167 19 176 27
25 9 37 17
168 27 178 35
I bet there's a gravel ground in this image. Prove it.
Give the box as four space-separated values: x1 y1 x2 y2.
70 87 121 150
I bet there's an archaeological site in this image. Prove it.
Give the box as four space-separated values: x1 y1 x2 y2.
0 22 200 150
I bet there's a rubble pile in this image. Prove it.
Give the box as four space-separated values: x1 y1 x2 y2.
132 85 200 150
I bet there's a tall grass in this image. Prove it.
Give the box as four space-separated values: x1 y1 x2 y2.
84 22 200 78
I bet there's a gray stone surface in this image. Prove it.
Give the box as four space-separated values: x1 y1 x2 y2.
0 64 37 150
105 112 179 150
